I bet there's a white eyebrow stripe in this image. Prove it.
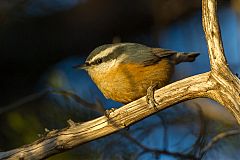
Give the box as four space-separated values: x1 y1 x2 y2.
90 44 127 62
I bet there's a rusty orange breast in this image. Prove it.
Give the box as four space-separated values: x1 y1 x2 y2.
90 58 174 104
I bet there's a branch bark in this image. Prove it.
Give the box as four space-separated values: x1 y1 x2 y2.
1 0 240 159
202 0 240 122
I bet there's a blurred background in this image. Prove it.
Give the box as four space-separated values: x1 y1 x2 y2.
0 0 240 159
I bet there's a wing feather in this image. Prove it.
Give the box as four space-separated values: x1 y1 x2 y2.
142 48 176 66
151 48 177 58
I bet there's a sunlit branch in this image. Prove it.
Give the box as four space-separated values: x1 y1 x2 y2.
1 0 240 159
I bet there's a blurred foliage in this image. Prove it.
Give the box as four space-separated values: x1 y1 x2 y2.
231 0 240 13
1 91 240 159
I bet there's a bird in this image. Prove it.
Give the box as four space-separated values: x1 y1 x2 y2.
75 43 199 107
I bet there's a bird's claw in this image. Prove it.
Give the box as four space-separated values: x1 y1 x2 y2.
146 84 159 110
105 108 116 118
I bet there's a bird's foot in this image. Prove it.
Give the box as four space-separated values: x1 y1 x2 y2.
146 83 159 110
105 108 116 118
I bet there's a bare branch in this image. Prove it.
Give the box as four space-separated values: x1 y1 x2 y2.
201 129 240 155
0 73 213 159
202 0 227 70
201 0 240 122
121 126 195 159
0 89 48 115
122 132 195 159
190 105 207 157
1 0 240 159
155 114 169 151
52 89 105 114
0 89 104 115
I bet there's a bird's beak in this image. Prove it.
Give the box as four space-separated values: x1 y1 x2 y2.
73 63 89 70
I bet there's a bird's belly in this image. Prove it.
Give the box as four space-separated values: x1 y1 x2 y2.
92 59 173 104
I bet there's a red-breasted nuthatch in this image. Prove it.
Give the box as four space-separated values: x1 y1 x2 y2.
75 43 199 105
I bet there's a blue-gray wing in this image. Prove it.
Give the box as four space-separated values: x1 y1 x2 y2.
115 43 177 66
142 48 177 66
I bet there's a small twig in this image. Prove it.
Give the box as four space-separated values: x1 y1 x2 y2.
67 119 76 127
122 131 196 159
0 89 49 115
201 129 240 155
52 89 105 114
0 89 105 115
190 104 207 157
155 114 169 151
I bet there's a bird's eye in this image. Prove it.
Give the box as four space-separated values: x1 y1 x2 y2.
96 59 102 64
85 62 90 66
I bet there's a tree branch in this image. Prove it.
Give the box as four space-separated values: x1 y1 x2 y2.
1 0 240 159
201 129 240 155
0 72 213 160
201 0 240 122
122 131 196 159
202 0 227 69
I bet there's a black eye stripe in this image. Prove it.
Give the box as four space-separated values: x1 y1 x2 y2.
87 44 123 64
87 44 127 66
88 58 103 65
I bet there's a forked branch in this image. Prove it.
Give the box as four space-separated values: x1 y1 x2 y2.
1 0 240 159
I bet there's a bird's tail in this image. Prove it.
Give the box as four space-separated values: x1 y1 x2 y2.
171 52 200 65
